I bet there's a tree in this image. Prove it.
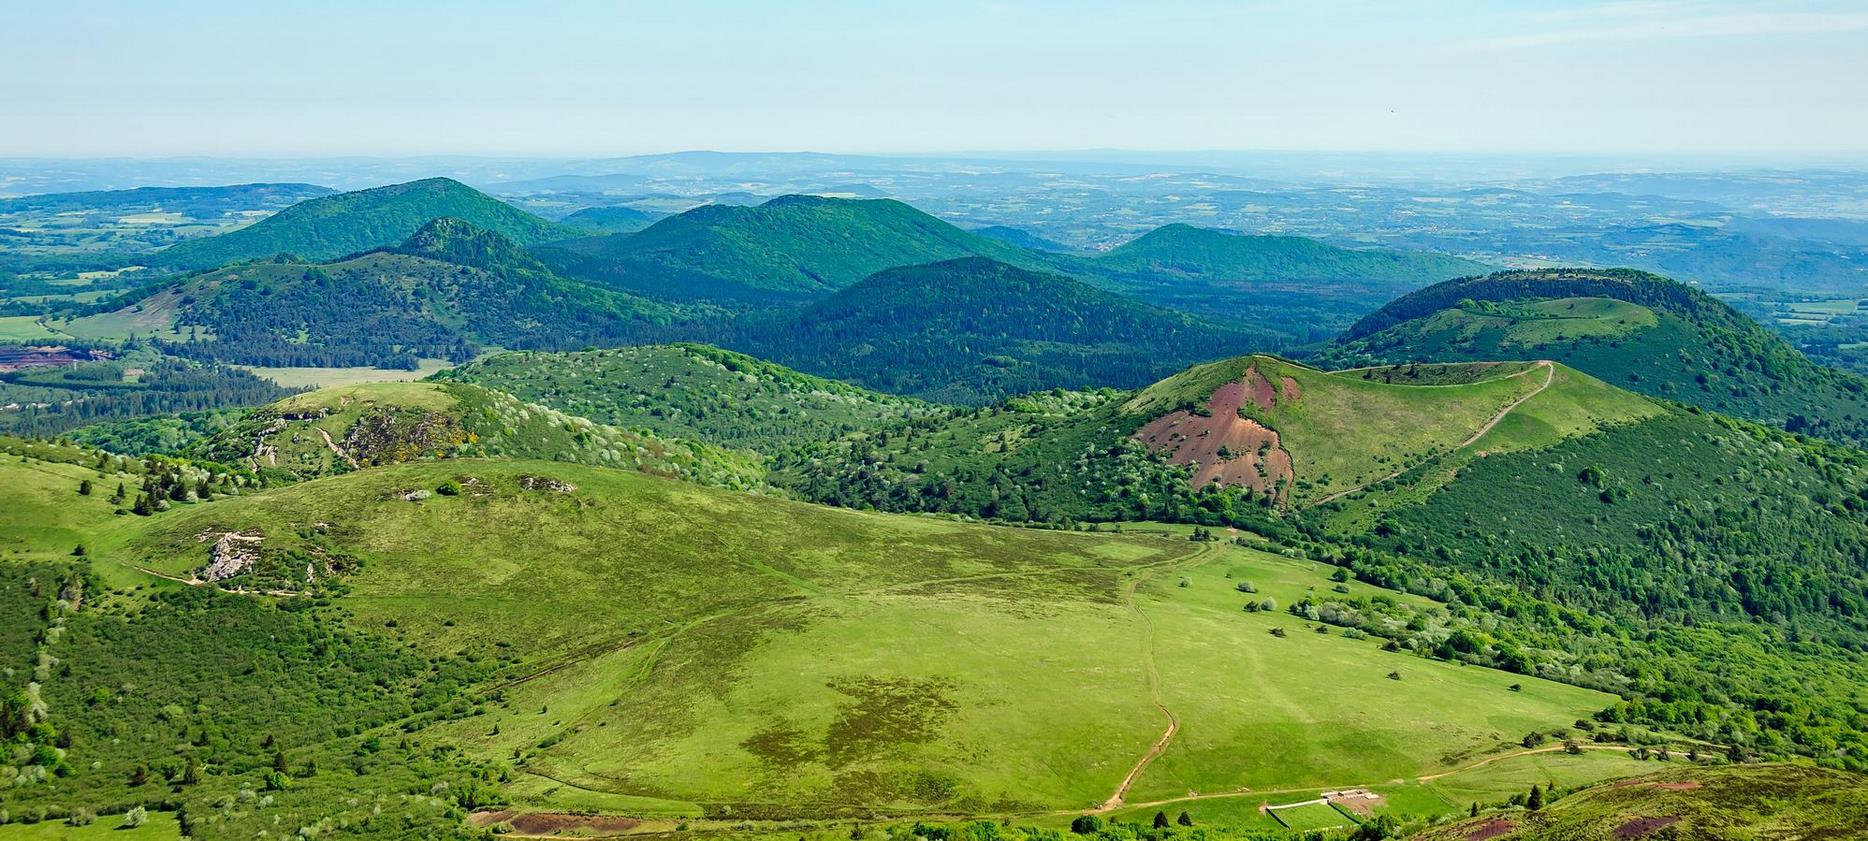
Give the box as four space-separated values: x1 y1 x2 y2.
182 756 202 785
1352 814 1400 840
1069 815 1102 834
1526 784 1544 811
1152 811 1170 829
78 479 92 496
1469 802 1479 817
273 750 288 772
129 763 148 786
122 807 147 829
1176 811 1192 826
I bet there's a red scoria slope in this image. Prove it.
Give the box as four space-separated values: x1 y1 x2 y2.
1131 365 1295 502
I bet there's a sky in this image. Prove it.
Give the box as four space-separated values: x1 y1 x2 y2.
3 0 1866 159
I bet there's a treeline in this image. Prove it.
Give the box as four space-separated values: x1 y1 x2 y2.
0 358 293 437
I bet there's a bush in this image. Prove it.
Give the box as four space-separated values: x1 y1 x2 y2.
1069 815 1102 834
122 807 148 829
436 479 462 496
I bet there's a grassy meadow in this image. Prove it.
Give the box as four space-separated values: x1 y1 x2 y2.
90 459 1634 821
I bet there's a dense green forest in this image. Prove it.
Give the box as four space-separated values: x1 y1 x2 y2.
0 349 293 437
719 258 1279 403
558 194 1039 293
162 220 693 368
435 344 934 452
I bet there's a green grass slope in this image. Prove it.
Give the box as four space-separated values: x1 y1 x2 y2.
726 257 1278 404
1320 268 1868 447
189 380 764 492
140 218 688 368
152 177 576 269
95 459 1608 819
561 194 1037 294
433 343 935 453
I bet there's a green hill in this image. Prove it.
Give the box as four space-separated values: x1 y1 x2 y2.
1080 224 1493 336
434 344 935 453
724 257 1278 403
779 354 1650 521
152 178 577 269
189 381 764 490
559 204 663 234
130 218 689 368
1319 268 1868 446
560 194 1037 294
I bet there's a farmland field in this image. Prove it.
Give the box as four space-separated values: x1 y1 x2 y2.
238 357 454 388
0 315 61 341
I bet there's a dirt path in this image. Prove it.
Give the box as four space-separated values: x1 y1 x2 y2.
317 426 359 469
121 562 302 597
1106 741 1697 815
1308 361 1554 508
1094 544 1217 812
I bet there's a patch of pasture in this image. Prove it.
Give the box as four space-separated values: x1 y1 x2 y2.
239 358 454 389
0 315 62 342
1124 545 1614 802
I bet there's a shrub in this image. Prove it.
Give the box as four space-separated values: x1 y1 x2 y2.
122 807 148 828
1069 815 1102 834
436 480 462 496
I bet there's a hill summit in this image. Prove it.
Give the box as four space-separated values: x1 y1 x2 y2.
561 194 1036 294
154 177 575 269
1319 267 1868 445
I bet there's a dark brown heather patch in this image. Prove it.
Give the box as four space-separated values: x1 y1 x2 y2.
741 719 823 767
825 676 958 766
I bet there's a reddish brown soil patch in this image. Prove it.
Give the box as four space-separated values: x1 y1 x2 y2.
1324 789 1384 817
1615 816 1679 839
1280 375 1301 402
1464 817 1517 841
1243 367 1279 411
470 810 642 836
0 345 106 372
1133 367 1295 500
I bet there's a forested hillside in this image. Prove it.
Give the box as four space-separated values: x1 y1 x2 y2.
435 344 933 452
722 257 1277 403
148 219 691 368
152 178 577 268
1319 268 1868 446
558 194 1036 293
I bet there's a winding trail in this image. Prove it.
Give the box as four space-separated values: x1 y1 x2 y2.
1104 741 1702 815
1308 361 1554 508
1094 543 1217 812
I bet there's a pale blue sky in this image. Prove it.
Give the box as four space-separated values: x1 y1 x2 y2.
3 0 1865 157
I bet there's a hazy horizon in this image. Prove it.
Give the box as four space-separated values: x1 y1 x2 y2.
6 0 1868 159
